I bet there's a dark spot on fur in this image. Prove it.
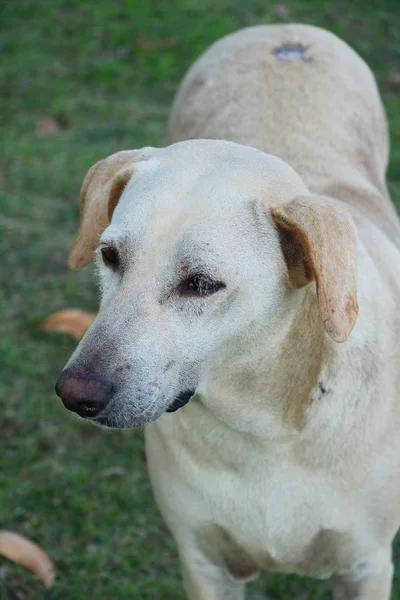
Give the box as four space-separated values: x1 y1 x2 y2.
164 361 176 373
316 381 331 401
272 43 311 62
186 73 207 99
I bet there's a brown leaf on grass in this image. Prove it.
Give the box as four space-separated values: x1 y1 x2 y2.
101 465 127 478
135 34 175 50
0 531 55 588
42 309 97 339
384 72 400 92
36 113 70 136
35 117 60 136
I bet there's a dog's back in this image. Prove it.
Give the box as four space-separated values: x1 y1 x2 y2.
167 24 400 246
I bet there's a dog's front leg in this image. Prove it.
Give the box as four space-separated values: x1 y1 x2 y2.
180 556 246 600
331 557 393 600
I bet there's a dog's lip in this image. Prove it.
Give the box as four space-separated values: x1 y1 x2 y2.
166 389 195 413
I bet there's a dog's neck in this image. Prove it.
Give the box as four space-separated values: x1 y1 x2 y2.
199 287 329 438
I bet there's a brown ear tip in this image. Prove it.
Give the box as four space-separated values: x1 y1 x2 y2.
67 250 91 270
326 297 359 343
68 258 90 270
67 258 79 270
67 232 95 269
67 248 79 269
328 328 351 344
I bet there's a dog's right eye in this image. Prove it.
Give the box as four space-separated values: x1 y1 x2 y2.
177 274 226 297
101 247 120 269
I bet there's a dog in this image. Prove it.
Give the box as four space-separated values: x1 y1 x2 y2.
55 24 400 599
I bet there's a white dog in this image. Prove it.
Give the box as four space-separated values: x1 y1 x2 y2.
56 24 400 599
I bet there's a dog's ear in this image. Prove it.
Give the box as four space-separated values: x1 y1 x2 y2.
271 196 358 342
68 149 155 269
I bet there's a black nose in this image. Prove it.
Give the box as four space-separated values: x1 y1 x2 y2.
55 370 113 418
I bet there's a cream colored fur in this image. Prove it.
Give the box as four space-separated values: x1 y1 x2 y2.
61 24 400 599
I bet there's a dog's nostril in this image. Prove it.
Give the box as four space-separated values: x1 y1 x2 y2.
55 370 113 418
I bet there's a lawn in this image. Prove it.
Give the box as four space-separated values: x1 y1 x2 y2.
1 0 399 598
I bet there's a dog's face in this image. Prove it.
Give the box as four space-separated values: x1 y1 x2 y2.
56 140 358 428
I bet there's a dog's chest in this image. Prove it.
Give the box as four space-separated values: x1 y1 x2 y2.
193 456 352 579
147 414 367 580
196 520 362 582
194 459 370 581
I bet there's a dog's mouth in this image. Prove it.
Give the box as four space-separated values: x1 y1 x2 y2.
166 389 196 413
86 388 196 429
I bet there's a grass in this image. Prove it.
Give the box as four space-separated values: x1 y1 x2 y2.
1 0 400 597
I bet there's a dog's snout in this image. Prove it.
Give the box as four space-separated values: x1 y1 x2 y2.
55 370 113 418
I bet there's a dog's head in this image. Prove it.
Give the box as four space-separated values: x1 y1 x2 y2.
56 140 358 428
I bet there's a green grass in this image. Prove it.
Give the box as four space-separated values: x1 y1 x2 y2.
1 0 400 597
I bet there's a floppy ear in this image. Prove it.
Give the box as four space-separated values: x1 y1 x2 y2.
68 148 154 269
271 196 358 343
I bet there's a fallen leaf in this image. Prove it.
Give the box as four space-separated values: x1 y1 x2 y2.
42 309 97 339
35 117 60 136
0 531 55 588
384 72 400 92
135 34 175 50
101 466 127 478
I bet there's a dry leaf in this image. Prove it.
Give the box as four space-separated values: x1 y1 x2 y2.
35 117 60 136
0 531 55 588
384 72 400 92
101 466 127 478
42 309 97 339
135 34 175 50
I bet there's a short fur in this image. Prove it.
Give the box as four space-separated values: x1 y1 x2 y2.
59 24 400 599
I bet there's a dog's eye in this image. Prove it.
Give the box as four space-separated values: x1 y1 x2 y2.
178 274 226 297
101 247 119 269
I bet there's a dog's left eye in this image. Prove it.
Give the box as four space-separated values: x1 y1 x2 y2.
101 247 120 269
178 274 226 297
